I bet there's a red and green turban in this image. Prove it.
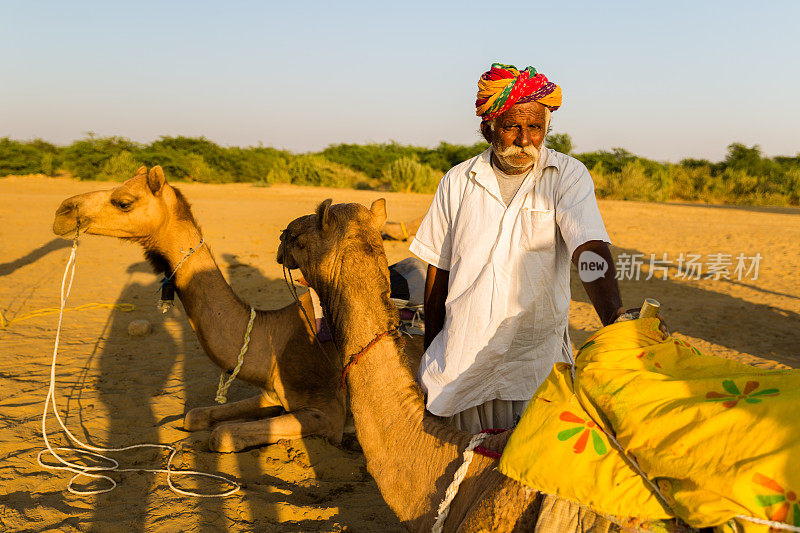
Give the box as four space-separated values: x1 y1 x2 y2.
475 63 562 122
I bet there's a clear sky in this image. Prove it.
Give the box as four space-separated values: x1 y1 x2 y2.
2 1 799 162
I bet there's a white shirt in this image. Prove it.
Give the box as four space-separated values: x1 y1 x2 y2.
409 147 611 417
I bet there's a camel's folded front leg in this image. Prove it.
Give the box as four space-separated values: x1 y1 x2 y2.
184 392 283 431
209 407 341 453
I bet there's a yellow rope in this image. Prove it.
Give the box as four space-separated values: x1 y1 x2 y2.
400 221 409 240
1 303 135 329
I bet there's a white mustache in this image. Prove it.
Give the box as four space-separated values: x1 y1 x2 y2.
497 144 539 159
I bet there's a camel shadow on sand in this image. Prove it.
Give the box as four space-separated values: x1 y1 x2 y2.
0 238 72 277
71 256 398 531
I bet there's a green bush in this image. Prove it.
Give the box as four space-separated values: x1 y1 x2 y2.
785 168 800 205
1 134 798 206
0 137 60 175
228 146 293 183
670 165 710 201
62 135 140 180
546 133 573 155
321 142 419 179
382 156 441 193
96 150 142 181
287 155 369 188
184 153 219 183
422 141 489 172
321 140 488 179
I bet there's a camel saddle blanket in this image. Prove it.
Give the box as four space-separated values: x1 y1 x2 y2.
498 318 800 532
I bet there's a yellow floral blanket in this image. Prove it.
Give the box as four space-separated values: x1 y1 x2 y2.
498 318 799 532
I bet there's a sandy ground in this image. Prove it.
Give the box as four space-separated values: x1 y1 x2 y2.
0 175 798 532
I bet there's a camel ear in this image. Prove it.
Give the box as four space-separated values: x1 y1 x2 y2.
317 198 333 232
147 165 166 195
135 166 147 176
370 198 387 229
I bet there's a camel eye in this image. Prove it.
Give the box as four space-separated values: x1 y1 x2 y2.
282 230 305 249
112 198 134 211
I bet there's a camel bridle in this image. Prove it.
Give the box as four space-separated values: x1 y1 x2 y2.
339 326 400 388
279 228 401 390
155 238 206 313
279 235 341 374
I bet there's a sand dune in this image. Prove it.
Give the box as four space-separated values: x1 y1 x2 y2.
1 176 797 531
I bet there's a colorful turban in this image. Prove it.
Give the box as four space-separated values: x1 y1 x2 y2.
475 63 562 122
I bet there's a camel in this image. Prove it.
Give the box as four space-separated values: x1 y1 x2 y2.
51 166 346 453
276 198 626 532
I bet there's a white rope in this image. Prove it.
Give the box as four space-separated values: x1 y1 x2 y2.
39 239 240 497
734 515 800 532
156 238 205 293
215 306 256 404
432 432 490 533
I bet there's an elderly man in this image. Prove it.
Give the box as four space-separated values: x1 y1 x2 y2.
409 63 626 433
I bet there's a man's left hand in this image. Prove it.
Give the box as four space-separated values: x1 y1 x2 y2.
613 306 670 338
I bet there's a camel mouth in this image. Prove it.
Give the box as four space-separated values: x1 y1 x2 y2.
52 215 79 237
276 241 299 270
276 241 285 264
53 198 82 236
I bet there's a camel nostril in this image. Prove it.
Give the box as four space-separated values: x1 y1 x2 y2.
56 201 75 216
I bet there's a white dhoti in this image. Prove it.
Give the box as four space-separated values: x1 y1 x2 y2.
447 398 528 433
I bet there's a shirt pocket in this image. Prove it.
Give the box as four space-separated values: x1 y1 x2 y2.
520 208 556 251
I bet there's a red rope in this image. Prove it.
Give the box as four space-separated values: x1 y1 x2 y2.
339 327 398 388
473 429 507 459
473 446 502 459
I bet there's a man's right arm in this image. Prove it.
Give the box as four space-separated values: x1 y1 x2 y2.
423 264 449 350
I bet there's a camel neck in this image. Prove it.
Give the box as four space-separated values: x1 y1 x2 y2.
151 221 268 385
323 270 470 528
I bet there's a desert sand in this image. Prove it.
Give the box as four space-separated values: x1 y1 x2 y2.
1 175 798 532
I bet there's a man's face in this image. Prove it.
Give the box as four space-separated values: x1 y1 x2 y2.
482 101 548 174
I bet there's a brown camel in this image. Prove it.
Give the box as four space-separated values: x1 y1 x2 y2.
276 198 628 532
52 166 345 452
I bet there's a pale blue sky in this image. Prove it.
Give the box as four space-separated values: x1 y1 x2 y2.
2 1 798 161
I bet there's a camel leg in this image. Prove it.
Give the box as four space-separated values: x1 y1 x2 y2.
184 392 283 431
209 407 339 453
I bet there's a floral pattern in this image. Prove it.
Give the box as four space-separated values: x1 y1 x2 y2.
705 380 779 408
637 350 662 369
753 473 800 528
557 411 608 455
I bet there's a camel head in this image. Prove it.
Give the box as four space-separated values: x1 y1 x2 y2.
52 165 196 245
277 198 388 291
